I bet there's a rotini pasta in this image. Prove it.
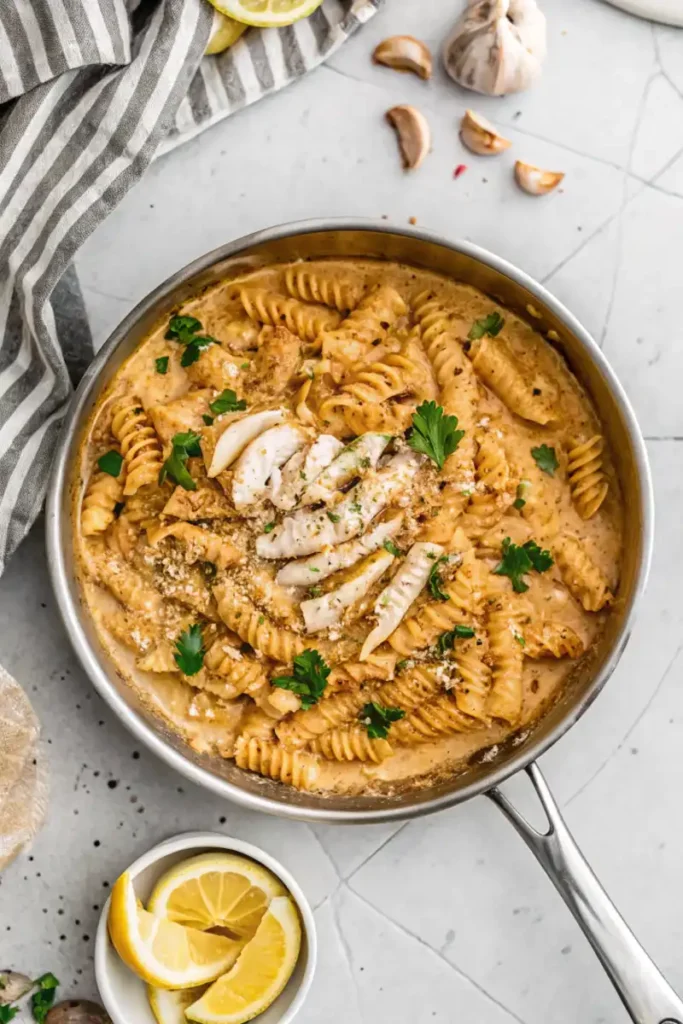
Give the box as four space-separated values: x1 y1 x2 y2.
111 397 164 495
567 435 608 520
239 287 340 344
77 257 622 797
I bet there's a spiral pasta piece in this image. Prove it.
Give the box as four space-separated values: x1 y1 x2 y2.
105 514 139 561
214 584 305 663
111 398 163 496
455 648 491 721
239 287 340 344
204 638 269 692
374 664 442 711
310 726 393 763
474 435 510 494
391 692 479 745
523 622 585 659
276 688 370 749
97 561 163 616
234 736 320 791
137 644 177 674
388 552 484 656
468 335 557 425
554 535 612 612
285 264 365 312
321 284 407 368
486 594 530 724
567 435 608 519
82 469 124 536
147 520 241 571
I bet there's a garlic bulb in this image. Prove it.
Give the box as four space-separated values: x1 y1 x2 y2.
443 0 546 97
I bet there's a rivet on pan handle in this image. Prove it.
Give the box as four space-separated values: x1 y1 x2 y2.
488 763 683 1024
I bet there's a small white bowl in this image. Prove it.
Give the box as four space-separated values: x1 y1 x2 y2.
95 832 317 1024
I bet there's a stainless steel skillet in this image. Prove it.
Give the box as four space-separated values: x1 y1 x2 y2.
46 220 679 1022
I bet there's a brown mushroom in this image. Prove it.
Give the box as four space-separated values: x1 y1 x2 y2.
459 110 511 156
514 160 564 195
45 1001 112 1024
0 971 33 1004
385 105 431 170
373 36 432 80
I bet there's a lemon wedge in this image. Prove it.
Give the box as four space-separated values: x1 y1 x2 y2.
149 986 208 1024
207 0 324 29
186 896 302 1024
206 11 247 55
148 852 286 941
109 872 243 989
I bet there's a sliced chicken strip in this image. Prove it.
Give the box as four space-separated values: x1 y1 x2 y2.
232 423 307 510
301 550 395 633
207 409 284 477
270 434 344 511
276 512 403 586
360 542 445 660
299 432 393 506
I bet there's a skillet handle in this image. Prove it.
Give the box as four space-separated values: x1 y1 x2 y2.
488 762 683 1024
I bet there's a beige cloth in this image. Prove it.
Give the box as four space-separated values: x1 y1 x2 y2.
0 666 48 870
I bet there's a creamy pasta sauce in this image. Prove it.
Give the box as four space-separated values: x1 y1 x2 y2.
73 259 622 795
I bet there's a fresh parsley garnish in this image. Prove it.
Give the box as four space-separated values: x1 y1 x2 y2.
428 555 450 601
174 624 205 676
531 444 558 476
514 632 526 647
408 401 464 470
263 522 276 533
0 1007 18 1023
201 561 217 581
209 389 247 415
97 450 123 478
159 431 202 491
494 537 554 593
349 499 363 516
180 335 215 367
272 649 330 710
436 624 475 655
165 315 202 342
513 479 531 510
202 414 214 426
155 356 169 374
326 511 341 523
308 585 322 598
468 311 504 341
31 973 59 1024
359 701 405 740
240 361 250 370
383 538 402 557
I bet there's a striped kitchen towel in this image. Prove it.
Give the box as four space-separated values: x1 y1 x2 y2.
0 0 380 574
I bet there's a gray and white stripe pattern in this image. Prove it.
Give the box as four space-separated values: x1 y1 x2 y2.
0 0 380 575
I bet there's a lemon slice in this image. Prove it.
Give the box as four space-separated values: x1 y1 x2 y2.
148 852 286 941
109 872 243 989
186 896 302 1024
207 0 324 29
149 986 208 1024
206 12 247 55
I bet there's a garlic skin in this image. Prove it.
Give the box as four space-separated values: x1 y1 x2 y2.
460 109 511 155
515 160 564 195
443 0 547 97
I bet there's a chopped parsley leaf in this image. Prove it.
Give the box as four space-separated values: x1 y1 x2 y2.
159 431 202 491
513 479 531 510
514 632 526 647
326 511 341 523
210 389 247 415
531 444 558 476
165 314 201 342
308 586 322 598
202 414 214 426
468 311 504 341
427 555 450 602
359 701 405 740
240 362 250 370
359 457 372 469
383 539 402 557
113 501 125 518
31 973 59 1024
350 500 362 516
436 624 475 655
494 537 553 593
180 335 216 367
97 449 123 478
272 649 330 710
155 356 169 374
263 522 276 533
174 624 205 676
201 561 217 581
396 659 409 671
408 400 465 470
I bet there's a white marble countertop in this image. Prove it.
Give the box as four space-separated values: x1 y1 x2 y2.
2 1 683 1021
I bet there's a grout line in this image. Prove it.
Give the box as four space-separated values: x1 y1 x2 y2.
345 820 411 881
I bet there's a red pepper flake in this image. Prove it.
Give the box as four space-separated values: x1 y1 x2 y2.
453 164 467 179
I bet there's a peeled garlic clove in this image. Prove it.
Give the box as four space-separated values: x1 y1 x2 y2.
45 1002 112 1024
386 105 431 170
373 35 432 80
443 0 546 97
515 160 564 195
460 109 512 155
0 971 33 1004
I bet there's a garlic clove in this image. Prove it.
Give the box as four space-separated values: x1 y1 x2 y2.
373 35 432 80
459 109 512 156
443 0 546 98
385 105 431 170
514 160 564 195
0 971 33 1004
